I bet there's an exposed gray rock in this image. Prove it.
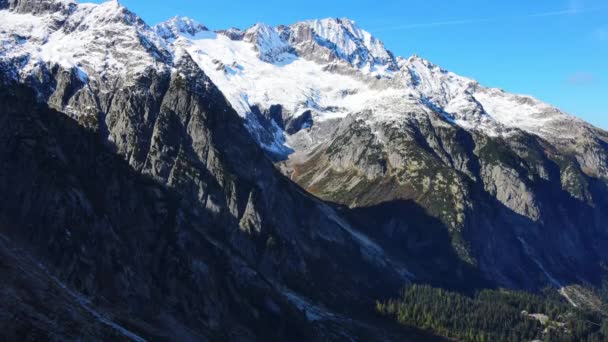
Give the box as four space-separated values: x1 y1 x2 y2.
480 163 540 221
5 0 75 15
0 70 439 340
283 109 608 293
280 18 398 72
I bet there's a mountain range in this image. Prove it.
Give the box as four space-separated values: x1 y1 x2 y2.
0 0 607 340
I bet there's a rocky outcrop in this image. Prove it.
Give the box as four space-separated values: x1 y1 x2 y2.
284 111 608 293
3 0 75 14
0 67 442 340
244 23 294 63
0 83 311 341
155 16 208 40
280 18 398 72
0 4 435 336
480 163 540 221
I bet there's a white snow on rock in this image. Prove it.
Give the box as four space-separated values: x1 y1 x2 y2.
153 15 588 149
0 0 170 81
155 16 208 41
243 23 291 63
0 1 595 154
289 17 397 74
166 28 418 121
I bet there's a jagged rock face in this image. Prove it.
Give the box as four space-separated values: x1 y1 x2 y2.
284 112 608 291
243 23 293 63
3 0 75 14
0 83 317 341
0 2 450 340
0 0 170 90
280 18 397 72
0 65 441 340
152 14 608 183
480 163 540 221
217 27 245 40
155 16 208 40
149 5 608 296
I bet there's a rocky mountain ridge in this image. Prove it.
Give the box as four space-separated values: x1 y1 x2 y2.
0 1 454 340
148 14 608 179
0 0 607 340
149 8 608 301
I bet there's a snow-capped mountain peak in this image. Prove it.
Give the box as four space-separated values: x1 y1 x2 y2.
243 23 292 63
217 27 245 40
146 12 590 153
155 16 208 40
399 54 477 103
0 1 601 161
0 0 170 85
283 17 398 75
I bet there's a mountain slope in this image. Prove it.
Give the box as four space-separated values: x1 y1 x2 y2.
156 15 608 174
153 15 608 299
0 1 452 340
0 57 445 341
0 0 607 340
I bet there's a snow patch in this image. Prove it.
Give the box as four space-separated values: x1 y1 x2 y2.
0 0 170 81
294 17 396 75
243 23 291 63
155 16 208 41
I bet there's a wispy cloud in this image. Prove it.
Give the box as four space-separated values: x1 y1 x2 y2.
372 5 605 32
565 72 597 86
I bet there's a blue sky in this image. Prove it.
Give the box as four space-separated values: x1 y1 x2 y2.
92 0 607 129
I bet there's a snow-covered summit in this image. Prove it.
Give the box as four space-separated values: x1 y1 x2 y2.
0 0 170 82
282 17 398 75
147 10 589 148
399 54 478 106
394 54 586 138
217 27 245 40
243 23 292 63
159 16 397 75
155 16 208 40
0 1 600 156
309 17 395 67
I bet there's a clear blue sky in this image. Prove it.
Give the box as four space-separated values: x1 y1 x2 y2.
91 0 607 129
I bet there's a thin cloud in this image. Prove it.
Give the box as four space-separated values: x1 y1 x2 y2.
373 6 605 32
565 72 597 86
527 9 577 18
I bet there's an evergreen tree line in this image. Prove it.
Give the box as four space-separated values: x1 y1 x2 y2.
376 284 608 342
